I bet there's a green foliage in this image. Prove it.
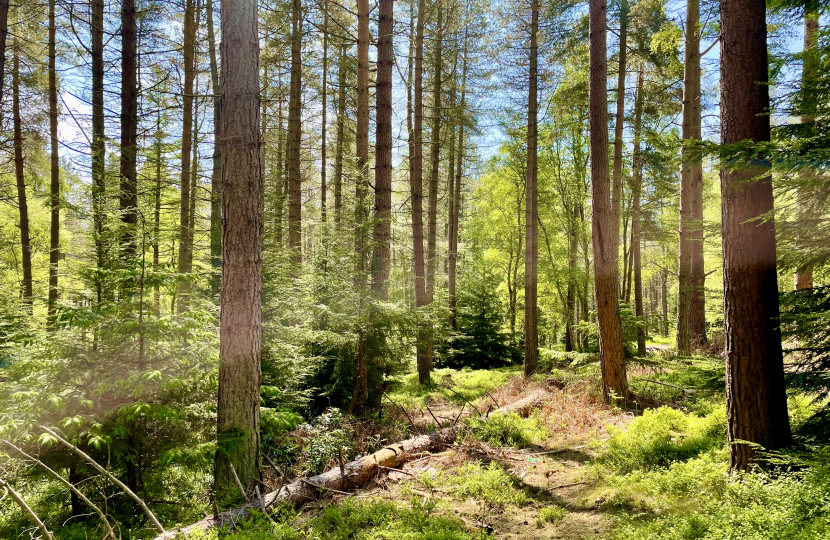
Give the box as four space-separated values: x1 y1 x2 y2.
466 412 548 449
296 409 354 475
388 366 519 409
446 462 529 517
536 505 567 526
599 406 727 473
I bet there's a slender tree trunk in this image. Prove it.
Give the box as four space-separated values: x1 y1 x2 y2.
720 0 792 471
677 0 705 353
48 0 60 322
449 17 468 330
120 0 139 260
524 0 539 377
177 0 197 312
320 11 328 225
611 0 628 272
631 67 645 357
565 202 579 352
91 0 106 300
589 0 628 402
207 0 222 296
372 0 393 300
334 43 346 226
0 0 8 103
154 112 162 317
287 0 303 266
413 0 430 385
426 1 443 304
12 43 32 309
274 88 285 246
189 81 200 266
661 260 669 337
216 0 262 496
795 6 818 289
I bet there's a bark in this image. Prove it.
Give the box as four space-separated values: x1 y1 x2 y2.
589 0 628 402
677 0 705 353
413 0 430 385
154 112 162 317
372 0 394 300
631 68 645 357
610 0 628 270
320 10 328 224
720 0 791 471
91 0 105 299
12 43 32 308
661 261 669 337
795 6 819 290
207 0 222 296
426 1 443 303
177 0 197 311
449 17 468 330
216 0 262 494
48 0 60 322
524 0 539 377
0 0 7 102
120 0 139 259
288 0 303 266
334 43 346 225
565 203 578 352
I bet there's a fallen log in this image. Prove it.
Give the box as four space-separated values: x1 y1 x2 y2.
152 389 550 540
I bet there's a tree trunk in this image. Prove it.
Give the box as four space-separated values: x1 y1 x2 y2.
0 0 8 103
631 67 645 357
426 1 443 304
287 0 303 266
449 17 468 330
177 0 197 311
91 0 106 301
677 0 705 353
611 0 628 273
524 0 539 377
589 0 628 402
372 0 393 300
413 0 430 385
795 6 819 289
207 0 222 296
48 0 60 322
12 42 32 309
720 0 791 471
215 0 262 496
120 0 139 260
154 112 162 317
565 203 578 352
661 259 669 337
334 43 346 226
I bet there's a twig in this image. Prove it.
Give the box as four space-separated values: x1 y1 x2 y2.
382 393 419 432
425 405 443 428
437 383 483 416
485 391 501 408
338 448 345 476
263 453 279 472
300 478 351 496
229 463 251 503
0 477 55 540
635 377 689 394
378 465 413 476
42 426 165 533
452 403 466 427
549 481 588 489
254 486 276 525
3 441 115 539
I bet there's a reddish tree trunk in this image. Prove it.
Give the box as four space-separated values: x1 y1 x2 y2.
120 0 139 259
287 0 303 266
48 0 60 322
524 0 539 377
720 0 791 471
12 43 32 309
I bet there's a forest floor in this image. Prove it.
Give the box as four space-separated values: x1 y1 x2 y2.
222 354 720 540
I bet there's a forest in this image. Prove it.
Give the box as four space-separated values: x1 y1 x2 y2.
0 0 829 537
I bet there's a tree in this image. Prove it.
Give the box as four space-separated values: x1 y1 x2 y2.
177 0 198 312
12 40 32 309
372 0 393 300
47 0 60 322
0 0 7 102
426 1 443 305
412 0 430 385
91 0 106 302
631 67 645 356
207 0 222 296
611 0 628 266
120 0 139 258
288 0 303 266
720 0 791 471
524 0 539 377
589 0 628 402
677 0 705 354
215 0 263 495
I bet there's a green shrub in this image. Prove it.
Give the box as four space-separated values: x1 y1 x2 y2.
599 406 727 473
467 411 548 448
537 505 566 525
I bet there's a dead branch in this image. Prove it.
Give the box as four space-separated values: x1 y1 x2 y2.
0 477 55 540
229 463 251 503
41 426 165 534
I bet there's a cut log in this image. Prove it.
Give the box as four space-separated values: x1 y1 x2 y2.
151 389 550 540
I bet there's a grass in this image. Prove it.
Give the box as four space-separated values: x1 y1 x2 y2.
466 411 549 448
388 366 521 409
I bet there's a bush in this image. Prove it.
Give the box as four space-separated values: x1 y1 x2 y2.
467 411 548 449
599 406 727 473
